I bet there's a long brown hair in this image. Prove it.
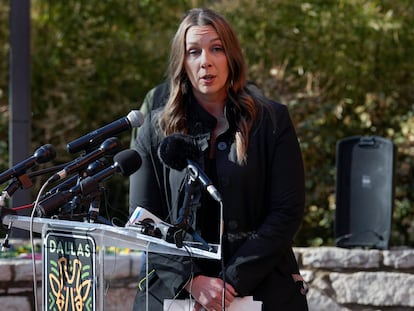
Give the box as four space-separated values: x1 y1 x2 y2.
161 8 260 164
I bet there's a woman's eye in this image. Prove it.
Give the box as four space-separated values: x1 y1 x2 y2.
212 46 224 52
188 49 199 55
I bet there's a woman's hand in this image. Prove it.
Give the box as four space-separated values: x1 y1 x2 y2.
185 275 237 311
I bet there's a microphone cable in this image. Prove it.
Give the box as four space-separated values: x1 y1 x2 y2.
29 174 56 311
11 204 34 211
219 199 226 311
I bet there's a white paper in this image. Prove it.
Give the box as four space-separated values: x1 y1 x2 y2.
163 296 262 311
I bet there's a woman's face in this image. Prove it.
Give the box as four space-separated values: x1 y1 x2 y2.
184 25 229 105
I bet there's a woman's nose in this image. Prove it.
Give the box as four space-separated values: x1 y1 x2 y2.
201 51 212 68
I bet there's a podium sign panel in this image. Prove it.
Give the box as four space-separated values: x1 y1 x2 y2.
44 231 96 311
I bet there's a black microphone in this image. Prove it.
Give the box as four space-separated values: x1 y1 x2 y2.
66 110 144 154
44 159 110 196
38 149 142 216
49 137 121 183
158 133 222 202
0 144 56 185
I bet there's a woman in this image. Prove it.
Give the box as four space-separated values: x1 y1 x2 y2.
129 7 308 311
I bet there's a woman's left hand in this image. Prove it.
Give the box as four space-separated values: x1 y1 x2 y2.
186 275 237 311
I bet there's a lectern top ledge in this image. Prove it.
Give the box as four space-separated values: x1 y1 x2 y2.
2 214 221 260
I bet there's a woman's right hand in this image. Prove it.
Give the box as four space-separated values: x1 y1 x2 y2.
185 275 237 311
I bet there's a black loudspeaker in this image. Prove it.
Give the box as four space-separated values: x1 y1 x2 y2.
335 136 396 249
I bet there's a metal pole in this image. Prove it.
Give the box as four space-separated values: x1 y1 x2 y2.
9 0 31 237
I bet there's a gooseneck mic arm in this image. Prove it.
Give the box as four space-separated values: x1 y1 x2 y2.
173 176 198 248
187 159 222 202
170 175 212 251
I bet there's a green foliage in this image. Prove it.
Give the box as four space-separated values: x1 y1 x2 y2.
218 0 414 246
30 1 185 154
29 0 191 217
0 0 413 246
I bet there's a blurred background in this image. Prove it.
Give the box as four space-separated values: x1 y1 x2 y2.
0 0 413 247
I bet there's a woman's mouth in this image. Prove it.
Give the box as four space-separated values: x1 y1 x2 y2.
201 74 216 83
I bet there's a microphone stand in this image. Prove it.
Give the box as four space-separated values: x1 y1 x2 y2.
87 189 102 223
0 188 15 250
173 174 211 251
0 179 25 237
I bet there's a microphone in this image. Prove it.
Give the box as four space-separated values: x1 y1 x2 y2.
66 110 144 154
127 206 175 242
158 133 222 202
44 159 110 196
38 149 142 216
0 144 56 185
49 137 121 183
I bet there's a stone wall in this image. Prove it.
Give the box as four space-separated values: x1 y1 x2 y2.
297 247 414 311
1 246 413 310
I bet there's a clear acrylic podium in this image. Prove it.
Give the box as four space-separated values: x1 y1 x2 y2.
2 214 221 311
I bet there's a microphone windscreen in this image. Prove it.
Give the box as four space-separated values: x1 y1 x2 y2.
34 144 56 164
113 149 142 176
158 133 201 171
127 110 145 128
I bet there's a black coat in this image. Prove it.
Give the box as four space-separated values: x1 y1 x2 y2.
129 88 308 310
